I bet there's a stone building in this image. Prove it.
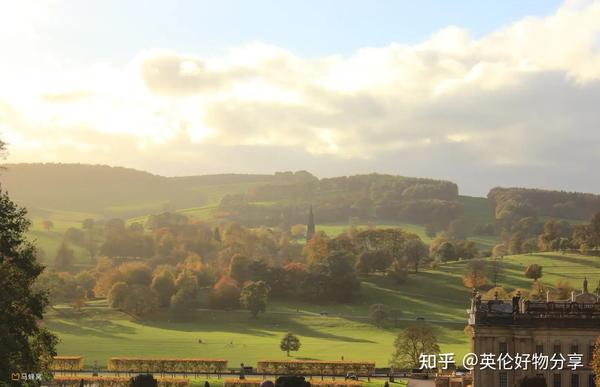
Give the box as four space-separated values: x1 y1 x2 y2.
467 279 600 387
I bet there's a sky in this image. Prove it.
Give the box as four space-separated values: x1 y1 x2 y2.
0 0 599 196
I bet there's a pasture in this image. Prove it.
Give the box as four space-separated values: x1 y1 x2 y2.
47 252 600 369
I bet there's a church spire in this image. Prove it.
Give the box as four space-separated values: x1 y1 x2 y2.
584 277 589 293
306 205 315 241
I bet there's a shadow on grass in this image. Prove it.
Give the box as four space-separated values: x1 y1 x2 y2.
47 318 136 339
140 310 377 344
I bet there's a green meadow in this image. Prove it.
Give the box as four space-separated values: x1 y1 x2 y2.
46 252 599 369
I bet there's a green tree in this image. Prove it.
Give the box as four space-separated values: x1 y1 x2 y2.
119 262 153 286
280 332 301 357
0 180 57 381
436 241 456 262
151 270 176 307
525 264 543 283
229 254 252 283
121 285 159 316
390 325 440 369
54 242 75 271
404 237 427 273
240 280 270 317
75 271 96 298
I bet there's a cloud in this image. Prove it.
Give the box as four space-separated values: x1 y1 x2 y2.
1 0 600 195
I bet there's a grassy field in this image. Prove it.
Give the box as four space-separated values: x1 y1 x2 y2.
27 208 96 267
46 252 600 369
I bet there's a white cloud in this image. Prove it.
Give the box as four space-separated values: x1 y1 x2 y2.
1 0 600 195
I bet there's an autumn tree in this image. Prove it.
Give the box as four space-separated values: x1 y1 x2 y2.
108 282 129 309
303 231 330 266
280 333 301 357
463 260 488 289
590 336 600 386
390 325 440 369
240 280 270 317
208 275 241 309
0 175 57 381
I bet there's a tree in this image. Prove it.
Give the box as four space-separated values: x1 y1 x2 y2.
208 275 241 309
64 227 85 246
75 271 96 298
169 270 198 315
492 243 508 258
525 264 543 283
108 282 129 309
387 259 408 284
42 219 54 231
538 220 562 251
454 240 478 260
151 270 176 307
119 262 153 286
590 336 600 386
54 242 75 271
369 304 389 327
121 285 159 316
462 260 488 289
72 285 87 311
356 250 392 275
229 254 252 283
240 280 270 317
0 182 57 381
320 250 361 302
82 218 99 262
280 332 301 357
436 241 456 262
390 325 440 369
404 237 427 273
303 231 330 266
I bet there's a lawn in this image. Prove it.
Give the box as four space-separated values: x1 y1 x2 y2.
46 252 600 370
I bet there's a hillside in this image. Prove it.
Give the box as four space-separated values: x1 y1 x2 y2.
0 163 277 217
